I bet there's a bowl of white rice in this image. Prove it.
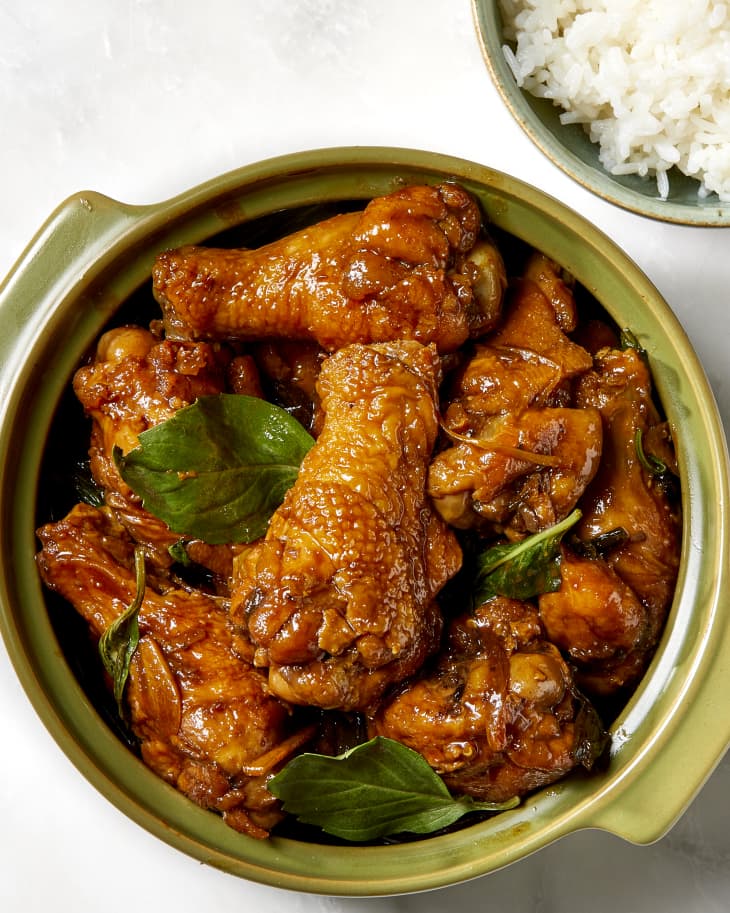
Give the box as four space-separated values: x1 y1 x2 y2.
472 0 730 225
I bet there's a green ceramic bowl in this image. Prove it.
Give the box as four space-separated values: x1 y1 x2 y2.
472 0 730 226
0 147 728 896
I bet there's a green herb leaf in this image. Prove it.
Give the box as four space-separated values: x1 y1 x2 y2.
634 427 668 476
98 546 145 716
619 327 647 357
168 539 192 566
114 394 315 545
472 509 581 605
571 527 629 560
573 695 610 769
73 461 105 507
267 736 518 841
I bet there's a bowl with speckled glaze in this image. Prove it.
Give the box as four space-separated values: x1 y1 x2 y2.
472 0 730 226
0 147 728 895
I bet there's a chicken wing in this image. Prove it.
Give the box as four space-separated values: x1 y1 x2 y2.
539 546 657 695
522 251 579 334
428 406 603 534
370 596 606 802
73 325 252 579
428 273 598 534
152 183 506 353
574 345 681 617
36 503 310 838
536 345 681 695
230 340 463 712
442 277 593 425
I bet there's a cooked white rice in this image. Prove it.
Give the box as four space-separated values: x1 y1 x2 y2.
499 0 730 202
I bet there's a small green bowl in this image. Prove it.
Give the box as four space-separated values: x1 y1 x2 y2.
0 147 729 895
472 0 730 225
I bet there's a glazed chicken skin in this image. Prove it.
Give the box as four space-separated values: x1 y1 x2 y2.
428 264 600 536
73 325 260 578
230 340 463 712
522 252 579 331
371 596 606 802
36 503 312 839
428 406 603 534
538 344 681 694
152 183 507 354
441 268 593 426
574 345 681 615
250 340 326 433
74 325 233 484
540 547 658 695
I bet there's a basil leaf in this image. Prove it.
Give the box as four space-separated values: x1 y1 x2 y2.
73 460 105 507
634 427 668 477
98 546 145 716
570 527 629 560
473 509 581 605
573 695 611 769
114 394 314 545
168 539 192 566
619 327 647 357
268 736 518 841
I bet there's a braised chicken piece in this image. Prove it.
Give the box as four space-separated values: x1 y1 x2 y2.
371 597 606 802
428 261 600 536
442 276 593 426
251 340 326 434
428 406 603 534
225 352 265 397
75 326 233 472
73 325 255 579
540 547 657 695
522 251 579 334
152 183 507 354
539 345 681 694
574 346 681 617
230 340 462 712
36 503 313 839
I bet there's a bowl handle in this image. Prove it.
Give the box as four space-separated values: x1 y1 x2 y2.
0 191 144 301
0 192 152 396
588 652 730 843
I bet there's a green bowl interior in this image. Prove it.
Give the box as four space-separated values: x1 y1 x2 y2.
1 148 729 895
471 0 730 226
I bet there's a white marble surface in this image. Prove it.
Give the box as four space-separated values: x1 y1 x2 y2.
1 2 729 910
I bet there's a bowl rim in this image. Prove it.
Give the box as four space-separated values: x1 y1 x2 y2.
1 146 729 895
471 0 730 227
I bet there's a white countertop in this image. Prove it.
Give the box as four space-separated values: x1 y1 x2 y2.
1 2 729 910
